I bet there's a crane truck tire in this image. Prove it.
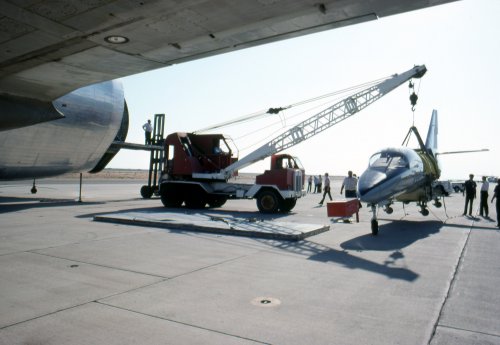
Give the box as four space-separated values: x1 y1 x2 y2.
184 184 208 209
140 185 153 199
280 198 297 213
160 183 183 208
256 189 281 213
207 196 228 208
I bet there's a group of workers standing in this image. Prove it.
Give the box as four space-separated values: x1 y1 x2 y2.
463 173 500 228
307 171 358 206
307 174 323 194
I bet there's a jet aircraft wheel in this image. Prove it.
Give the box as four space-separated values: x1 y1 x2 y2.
256 190 281 213
421 208 430 216
371 219 379 236
140 185 153 199
385 206 393 214
434 201 442 208
31 186 37 194
280 198 297 213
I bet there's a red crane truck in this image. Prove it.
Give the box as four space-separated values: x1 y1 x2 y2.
158 65 427 213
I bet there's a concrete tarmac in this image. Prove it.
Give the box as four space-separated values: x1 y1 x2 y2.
1 179 499 344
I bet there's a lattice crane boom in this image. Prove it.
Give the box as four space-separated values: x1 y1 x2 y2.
195 65 426 181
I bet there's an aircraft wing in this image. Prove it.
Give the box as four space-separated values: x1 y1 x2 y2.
0 0 458 102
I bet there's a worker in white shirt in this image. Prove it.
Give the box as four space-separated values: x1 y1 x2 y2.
319 173 332 205
142 119 153 145
341 170 357 198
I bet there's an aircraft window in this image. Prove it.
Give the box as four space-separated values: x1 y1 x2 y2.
369 153 382 167
369 152 408 171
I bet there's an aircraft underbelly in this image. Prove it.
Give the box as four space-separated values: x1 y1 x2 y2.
394 175 428 202
0 81 124 180
376 172 426 203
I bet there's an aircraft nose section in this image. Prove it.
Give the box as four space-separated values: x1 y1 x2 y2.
357 169 387 201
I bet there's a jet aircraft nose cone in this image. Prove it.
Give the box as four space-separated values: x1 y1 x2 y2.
357 169 387 200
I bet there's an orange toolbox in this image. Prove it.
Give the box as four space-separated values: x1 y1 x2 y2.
326 199 359 222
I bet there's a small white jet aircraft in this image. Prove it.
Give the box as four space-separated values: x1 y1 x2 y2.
357 110 486 235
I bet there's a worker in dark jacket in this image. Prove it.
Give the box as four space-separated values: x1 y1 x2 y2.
463 174 477 216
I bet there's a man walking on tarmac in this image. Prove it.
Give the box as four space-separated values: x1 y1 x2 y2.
142 119 153 145
319 173 332 205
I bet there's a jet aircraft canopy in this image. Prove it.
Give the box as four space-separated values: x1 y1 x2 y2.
366 148 423 179
369 151 409 171
358 148 425 198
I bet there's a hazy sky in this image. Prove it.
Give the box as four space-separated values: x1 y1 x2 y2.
112 0 499 180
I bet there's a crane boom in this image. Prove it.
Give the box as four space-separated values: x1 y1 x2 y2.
194 65 427 181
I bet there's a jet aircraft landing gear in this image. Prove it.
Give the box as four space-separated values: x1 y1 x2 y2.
433 199 442 208
370 204 379 236
384 205 393 214
31 179 37 194
418 202 429 216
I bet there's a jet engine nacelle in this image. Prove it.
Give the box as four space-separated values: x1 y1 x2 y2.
0 80 127 180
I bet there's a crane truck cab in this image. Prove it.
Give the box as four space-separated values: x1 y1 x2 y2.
253 154 305 212
159 132 304 213
164 132 237 178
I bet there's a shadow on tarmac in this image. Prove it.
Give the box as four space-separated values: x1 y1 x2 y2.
444 219 499 231
263 239 420 281
249 235 419 281
273 220 446 282
308 248 419 281
340 220 443 251
0 196 103 213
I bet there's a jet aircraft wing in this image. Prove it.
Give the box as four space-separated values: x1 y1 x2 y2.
0 0 458 102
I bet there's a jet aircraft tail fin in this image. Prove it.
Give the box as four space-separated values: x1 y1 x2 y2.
424 109 438 156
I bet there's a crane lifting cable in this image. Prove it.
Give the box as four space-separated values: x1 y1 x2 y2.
236 96 345 150
193 75 391 133
193 108 273 133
